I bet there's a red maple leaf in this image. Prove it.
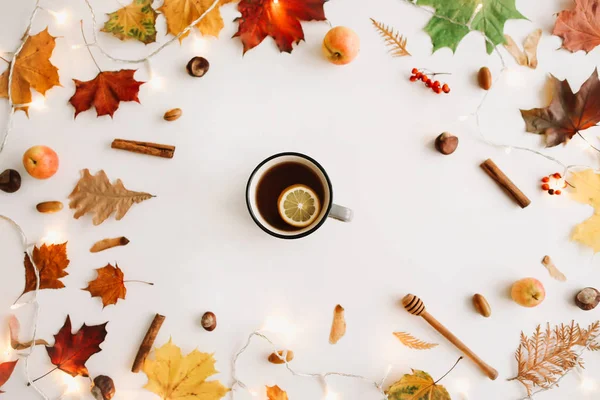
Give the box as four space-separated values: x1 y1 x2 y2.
46 315 108 377
234 0 327 54
553 0 600 53
69 70 143 118
0 360 18 394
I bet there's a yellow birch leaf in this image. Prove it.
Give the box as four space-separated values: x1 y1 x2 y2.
102 0 159 44
158 0 234 42
386 370 450 400
570 169 600 252
143 339 229 400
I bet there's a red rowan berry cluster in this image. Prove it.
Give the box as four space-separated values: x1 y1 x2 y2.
541 172 567 195
410 68 450 94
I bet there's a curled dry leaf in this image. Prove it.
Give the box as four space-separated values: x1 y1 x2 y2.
504 29 542 68
508 321 600 396
266 385 289 400
329 304 346 345
569 169 600 252
370 18 410 57
142 339 229 400
393 332 438 350
90 237 130 253
9 315 48 350
69 169 154 226
102 0 158 44
0 360 18 394
20 242 69 299
541 255 566 282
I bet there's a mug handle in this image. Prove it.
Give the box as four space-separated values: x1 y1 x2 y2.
328 204 353 222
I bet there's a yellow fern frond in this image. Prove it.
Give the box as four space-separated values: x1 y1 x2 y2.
370 18 411 57
393 332 438 350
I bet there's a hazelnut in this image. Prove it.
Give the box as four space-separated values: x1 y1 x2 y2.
268 350 294 364
478 67 492 90
91 375 115 400
575 287 600 311
0 169 21 193
163 108 182 121
36 201 63 214
435 132 459 155
201 311 217 331
472 294 492 317
186 57 210 78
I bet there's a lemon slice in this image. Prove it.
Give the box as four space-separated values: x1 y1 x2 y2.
278 184 321 228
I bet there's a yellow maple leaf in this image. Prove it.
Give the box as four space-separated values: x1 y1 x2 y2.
570 169 600 252
0 28 60 114
267 385 288 400
102 0 159 44
386 370 450 400
158 0 234 41
143 339 229 400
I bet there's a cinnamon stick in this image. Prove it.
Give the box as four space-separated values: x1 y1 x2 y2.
132 313 165 373
480 159 531 208
111 139 175 159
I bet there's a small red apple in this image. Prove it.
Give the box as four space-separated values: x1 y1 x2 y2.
22 145 59 179
511 278 546 308
322 26 360 65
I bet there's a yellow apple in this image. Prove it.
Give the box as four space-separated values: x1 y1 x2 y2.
23 145 59 179
322 27 360 65
511 278 546 308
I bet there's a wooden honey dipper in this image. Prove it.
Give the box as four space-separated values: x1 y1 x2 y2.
402 294 498 380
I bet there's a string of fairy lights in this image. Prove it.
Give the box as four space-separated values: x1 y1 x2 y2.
0 0 599 399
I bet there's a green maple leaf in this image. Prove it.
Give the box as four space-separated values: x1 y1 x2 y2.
417 0 527 54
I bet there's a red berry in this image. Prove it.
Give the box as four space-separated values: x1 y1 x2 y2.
555 190 562 195
411 68 418 74
415 72 423 79
425 81 432 87
553 173 561 179
541 184 550 191
432 80 440 88
410 75 418 82
421 75 429 82
548 189 555 195
442 84 450 93
433 87 442 94
541 176 550 183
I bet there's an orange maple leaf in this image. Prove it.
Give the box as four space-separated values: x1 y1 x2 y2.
69 70 143 118
45 315 108 378
20 243 69 298
0 28 60 114
553 0 600 53
83 263 152 308
234 0 327 54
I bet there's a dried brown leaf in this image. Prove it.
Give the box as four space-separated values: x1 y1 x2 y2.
68 169 154 225
329 304 346 344
504 29 542 69
266 385 288 400
370 18 410 57
504 34 527 66
393 332 438 350
541 255 566 282
8 315 48 350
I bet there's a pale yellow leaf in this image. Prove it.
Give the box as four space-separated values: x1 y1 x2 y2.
569 169 600 252
68 169 154 226
393 332 438 350
266 385 288 400
541 256 566 282
329 304 346 344
504 34 527 66
158 0 234 42
143 339 229 400
523 29 542 69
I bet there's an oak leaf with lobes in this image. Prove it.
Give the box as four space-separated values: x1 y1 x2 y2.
20 242 69 299
520 69 600 147
234 0 327 54
142 339 229 400
68 169 154 225
69 70 143 118
0 360 18 394
553 0 600 53
46 315 108 378
159 0 234 41
83 263 153 307
0 28 60 114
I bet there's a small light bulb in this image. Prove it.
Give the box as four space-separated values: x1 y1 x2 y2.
581 377 597 393
458 115 470 122
41 229 64 244
62 375 80 394
273 0 279 4
51 10 69 25
148 75 164 91
71 44 82 50
324 390 339 400
249 389 259 397
29 94 46 110
192 34 207 53
505 68 524 88
261 316 296 344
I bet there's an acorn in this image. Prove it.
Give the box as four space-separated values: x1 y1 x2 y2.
201 311 217 331
91 375 115 400
186 57 210 78
575 287 600 311
435 132 459 155
163 108 182 121
0 169 21 193
478 67 492 90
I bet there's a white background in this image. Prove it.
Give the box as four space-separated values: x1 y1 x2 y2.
1 0 600 399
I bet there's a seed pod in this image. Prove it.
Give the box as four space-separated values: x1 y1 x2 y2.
268 350 294 364
478 67 492 90
91 375 115 400
0 169 21 193
575 287 600 311
163 108 182 121
186 57 210 78
36 201 63 214
201 311 217 331
472 294 492 317
434 132 459 155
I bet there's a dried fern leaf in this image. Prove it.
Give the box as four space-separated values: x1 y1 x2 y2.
370 18 411 57
509 321 600 396
393 332 438 350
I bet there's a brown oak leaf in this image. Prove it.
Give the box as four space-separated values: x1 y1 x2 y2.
553 0 600 53
234 0 327 54
68 169 154 225
0 360 18 394
0 28 60 114
159 0 234 41
46 315 108 377
69 70 143 118
520 69 600 147
267 385 289 400
20 242 69 298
